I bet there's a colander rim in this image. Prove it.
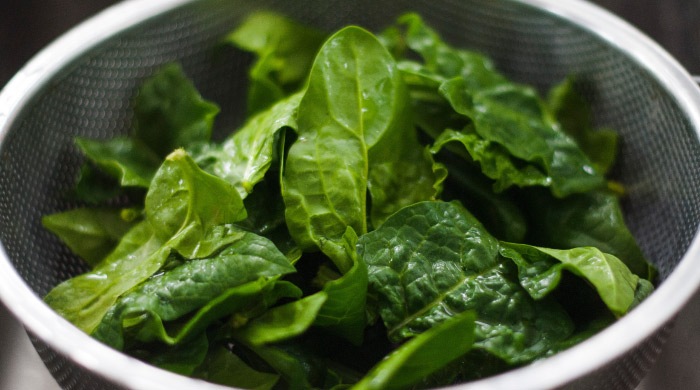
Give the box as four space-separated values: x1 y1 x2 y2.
1 0 700 389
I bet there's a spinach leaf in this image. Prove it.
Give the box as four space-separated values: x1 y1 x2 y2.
436 155 527 242
313 227 368 345
145 149 247 256
358 200 574 364
72 163 125 204
248 345 315 390
45 149 249 333
133 63 219 157
431 127 551 193
499 243 639 317
44 221 166 333
136 331 210 376
631 278 655 310
393 60 469 139
235 170 301 263
194 346 280 389
283 25 441 271
439 77 604 197
352 310 475 390
521 188 654 279
225 11 325 114
42 207 140 267
194 91 301 198
92 232 295 350
282 26 401 270
234 292 328 346
238 337 365 390
76 137 161 188
386 13 605 197
74 64 219 195
548 76 619 174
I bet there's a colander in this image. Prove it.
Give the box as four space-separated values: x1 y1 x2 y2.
2 0 700 389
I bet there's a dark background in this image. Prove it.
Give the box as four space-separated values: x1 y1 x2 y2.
1 1 700 86
1 1 700 389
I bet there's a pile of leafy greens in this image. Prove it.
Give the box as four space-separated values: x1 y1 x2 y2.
43 12 656 390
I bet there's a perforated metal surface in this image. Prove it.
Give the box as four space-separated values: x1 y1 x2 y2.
1 0 700 389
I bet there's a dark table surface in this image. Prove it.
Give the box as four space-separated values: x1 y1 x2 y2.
2 1 700 389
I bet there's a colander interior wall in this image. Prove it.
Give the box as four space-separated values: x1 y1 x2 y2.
1 0 699 389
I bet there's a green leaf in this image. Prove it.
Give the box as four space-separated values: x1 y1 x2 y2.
368 125 445 228
522 188 654 279
194 346 280 389
235 292 328 346
133 63 219 157
313 228 368 345
76 137 161 188
72 163 124 204
195 92 301 197
387 13 501 85
630 278 655 311
439 78 605 197
394 60 469 139
73 64 219 195
91 232 295 349
244 343 324 390
226 11 326 114
437 157 527 242
548 76 618 174
499 243 640 317
358 201 573 364
234 172 301 262
352 310 476 390
282 26 412 271
44 221 167 334
431 127 551 193
137 331 210 376
46 150 250 334
145 149 247 256
387 13 605 197
42 207 139 267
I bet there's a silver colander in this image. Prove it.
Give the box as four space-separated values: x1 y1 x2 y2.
2 0 700 389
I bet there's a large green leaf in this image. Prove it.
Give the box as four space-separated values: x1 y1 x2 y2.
439 78 604 197
358 200 573 364
234 292 328 346
194 346 280 389
73 64 219 193
283 26 407 271
91 232 295 349
145 149 247 256
46 150 248 334
44 221 166 334
431 127 551 193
